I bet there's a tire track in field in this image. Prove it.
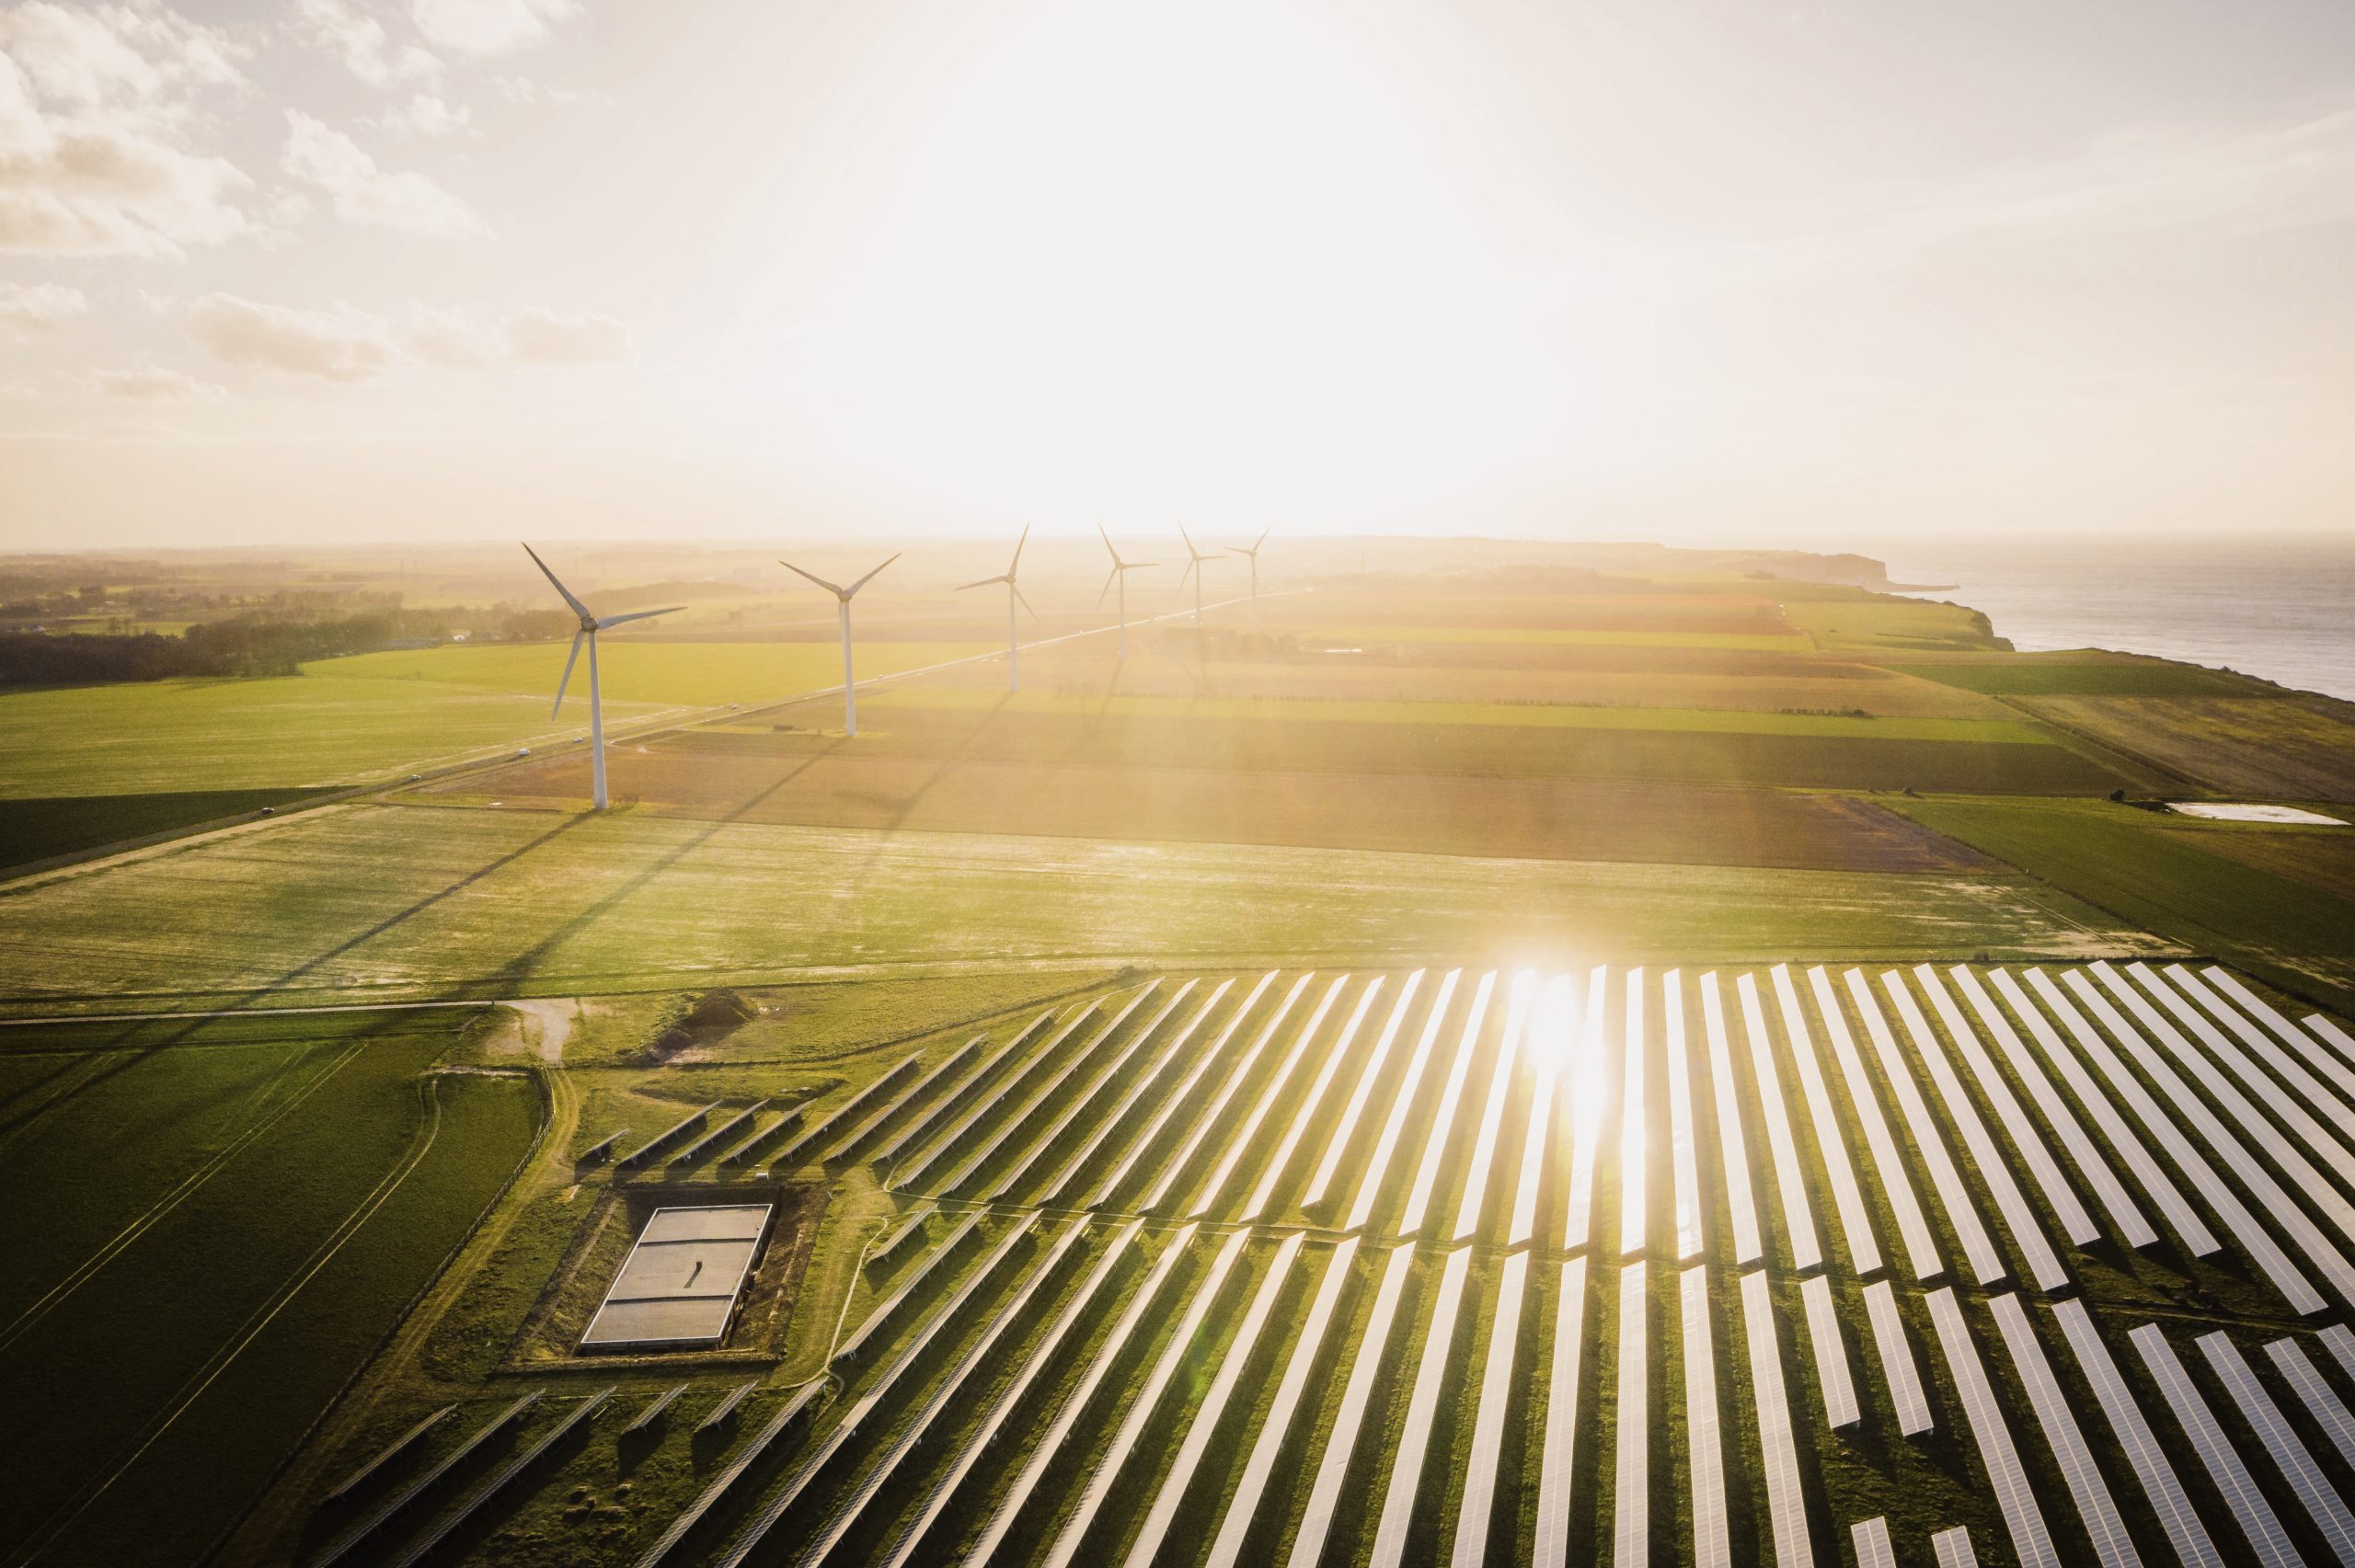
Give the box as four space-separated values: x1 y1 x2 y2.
0 1038 368 1354
9 1077 449 1568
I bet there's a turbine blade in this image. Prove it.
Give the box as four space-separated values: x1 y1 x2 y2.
1014 583 1042 624
1097 565 1117 609
1253 527 1270 552
1178 523 1198 558
779 559 847 597
1097 523 1123 567
1126 560 1160 570
1008 523 1030 578
956 574 1007 591
1178 557 1196 588
844 552 901 597
596 605 683 630
552 629 583 715
522 543 592 620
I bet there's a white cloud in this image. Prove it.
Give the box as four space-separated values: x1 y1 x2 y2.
373 92 471 138
293 0 437 88
280 109 486 235
0 3 254 257
410 0 572 57
0 279 88 334
490 73 604 109
189 292 402 381
94 362 226 401
504 305 631 363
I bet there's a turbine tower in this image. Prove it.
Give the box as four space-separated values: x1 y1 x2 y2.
524 544 682 810
1177 526 1223 628
958 526 1037 691
1229 528 1269 624
1096 525 1156 658
780 552 899 735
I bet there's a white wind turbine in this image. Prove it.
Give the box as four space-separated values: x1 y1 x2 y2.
1229 528 1269 624
1096 525 1157 658
958 525 1038 691
1177 525 1223 627
524 544 682 810
780 552 899 735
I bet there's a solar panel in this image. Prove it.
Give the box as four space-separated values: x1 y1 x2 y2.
876 1011 1055 1167
1448 972 1532 1242
1037 979 1223 1204
2197 1332 2355 1565
2176 960 2355 1106
1142 974 1313 1213
1697 975 1762 1266
1739 1270 1816 1568
1346 968 1463 1233
1396 972 1497 1240
1369 1246 1475 1568
1926 1287 2058 1568
1864 1281 1931 1436
1450 1252 1532 1568
865 1205 934 1271
621 1385 684 1438
572 1129 626 1168
1771 964 1878 1275
1848 973 2004 1286
1987 1294 2135 1568
1808 966 1941 1280
670 1101 770 1169
2131 1324 2300 1568
1087 974 1276 1209
2200 967 2355 1096
1287 1242 1419 1568
832 1036 983 1163
1125 1234 1305 1568
322 1403 457 1506
1683 1266 1730 1568
716 1112 795 1170
1563 968 1614 1253
891 1000 1103 1188
390 1388 615 1568
1533 1256 1590 1568
1620 968 1648 1256
2061 968 2345 1312
2004 968 2223 1258
2051 1299 2223 1568
1189 975 1350 1219
1664 972 1705 1262
634 1381 825 1568
1800 1276 1858 1431
1247 976 1386 1222
2306 1012 2355 1067
1304 969 1424 1209
832 1210 981 1365
1506 973 1574 1247
1932 1527 1979 1568
2166 966 2355 1123
1614 1262 1648 1568
1207 1237 1362 1568
2265 1339 2355 1475
1738 972 1820 1272
310 1391 545 1568
1949 967 2151 1248
1852 1517 1895 1568
880 1220 1143 1568
1880 973 2067 1290
770 1052 927 1171
982 983 1190 1203
2322 1323 2355 1383
1913 966 2100 1247
618 1103 719 1171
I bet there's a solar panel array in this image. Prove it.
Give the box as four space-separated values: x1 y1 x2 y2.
328 962 2355 1568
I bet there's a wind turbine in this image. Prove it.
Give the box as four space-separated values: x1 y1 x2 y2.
1177 526 1223 628
1229 528 1269 624
958 525 1037 691
779 552 899 735
1096 525 1156 658
524 544 682 810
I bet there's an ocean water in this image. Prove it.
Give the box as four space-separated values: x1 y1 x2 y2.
1878 537 2355 703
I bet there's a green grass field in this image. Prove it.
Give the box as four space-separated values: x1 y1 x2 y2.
1888 658 2266 697
0 1009 541 1566
0 787 346 876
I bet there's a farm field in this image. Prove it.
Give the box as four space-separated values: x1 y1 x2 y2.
0 1007 541 1566
2012 693 2355 801
224 958 2355 1568
0 801 2156 1015
1885 656 2270 699
0 786 346 876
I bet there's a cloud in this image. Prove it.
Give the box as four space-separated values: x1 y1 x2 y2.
373 92 471 138
186 292 631 380
504 305 631 363
280 109 485 235
189 292 402 381
0 279 88 334
410 0 572 57
94 363 226 401
490 73 605 109
0 3 254 257
293 0 437 88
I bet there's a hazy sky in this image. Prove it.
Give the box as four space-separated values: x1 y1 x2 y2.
6 0 2355 548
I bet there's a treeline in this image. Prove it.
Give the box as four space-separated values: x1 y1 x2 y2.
0 604 580 687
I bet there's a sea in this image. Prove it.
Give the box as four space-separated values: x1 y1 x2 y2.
1876 537 2355 703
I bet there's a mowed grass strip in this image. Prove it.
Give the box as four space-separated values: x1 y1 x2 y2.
860 686 2051 744
0 1013 540 1566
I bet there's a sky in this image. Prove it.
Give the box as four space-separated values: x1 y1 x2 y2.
5 0 2355 550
